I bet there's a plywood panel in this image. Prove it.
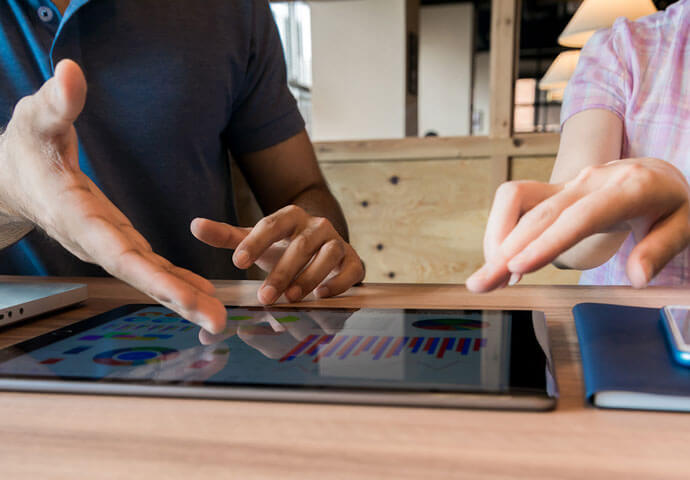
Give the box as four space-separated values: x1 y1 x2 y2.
511 156 557 183
314 133 560 163
322 158 492 283
510 156 581 285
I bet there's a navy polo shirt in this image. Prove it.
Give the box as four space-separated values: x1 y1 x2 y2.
0 0 304 278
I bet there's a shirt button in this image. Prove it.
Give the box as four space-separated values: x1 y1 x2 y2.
37 6 54 23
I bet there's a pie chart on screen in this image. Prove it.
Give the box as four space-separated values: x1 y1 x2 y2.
412 318 487 331
93 347 179 366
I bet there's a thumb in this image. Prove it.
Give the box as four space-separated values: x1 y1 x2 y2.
190 218 250 249
27 59 87 140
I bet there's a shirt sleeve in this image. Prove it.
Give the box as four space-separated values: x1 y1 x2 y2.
560 19 633 128
224 0 305 155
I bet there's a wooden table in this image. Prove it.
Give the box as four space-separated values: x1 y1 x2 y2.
0 277 689 479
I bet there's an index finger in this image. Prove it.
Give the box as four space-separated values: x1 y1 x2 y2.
483 181 561 262
233 206 306 268
467 182 561 293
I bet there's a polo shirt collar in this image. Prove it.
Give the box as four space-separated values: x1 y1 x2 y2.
50 0 93 72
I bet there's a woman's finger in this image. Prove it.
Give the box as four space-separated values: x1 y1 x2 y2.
483 181 562 262
506 185 652 274
626 206 690 288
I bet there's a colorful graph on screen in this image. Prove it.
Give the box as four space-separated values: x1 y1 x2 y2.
279 334 487 363
93 347 179 366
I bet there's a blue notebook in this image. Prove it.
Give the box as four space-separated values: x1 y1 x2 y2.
573 303 690 412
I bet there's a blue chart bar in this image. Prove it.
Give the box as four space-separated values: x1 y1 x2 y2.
391 337 409 357
307 335 334 356
373 337 394 360
362 336 379 353
410 337 423 353
338 336 364 360
436 338 456 359
323 336 349 358
426 338 440 355
461 338 471 355
280 334 318 362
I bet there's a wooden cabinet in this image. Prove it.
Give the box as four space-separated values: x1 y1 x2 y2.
321 158 490 283
318 151 580 285
232 135 581 286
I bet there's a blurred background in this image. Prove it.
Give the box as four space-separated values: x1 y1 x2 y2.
234 0 674 284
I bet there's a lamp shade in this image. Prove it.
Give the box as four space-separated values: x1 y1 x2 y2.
539 50 581 91
558 0 657 48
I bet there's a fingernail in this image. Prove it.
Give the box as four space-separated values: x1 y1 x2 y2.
508 273 522 286
198 318 219 335
260 285 278 304
286 285 302 301
629 261 651 289
234 249 249 268
315 286 329 298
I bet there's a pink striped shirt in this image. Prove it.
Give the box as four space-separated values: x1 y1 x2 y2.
561 0 690 286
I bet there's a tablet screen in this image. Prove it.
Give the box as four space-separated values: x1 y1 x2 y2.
0 305 552 395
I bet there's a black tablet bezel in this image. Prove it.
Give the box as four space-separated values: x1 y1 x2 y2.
0 304 557 399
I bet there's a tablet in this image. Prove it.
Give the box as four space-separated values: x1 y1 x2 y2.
0 304 558 410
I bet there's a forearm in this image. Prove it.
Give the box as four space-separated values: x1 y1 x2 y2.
0 129 34 248
549 110 626 270
288 183 349 242
238 130 350 241
0 215 33 250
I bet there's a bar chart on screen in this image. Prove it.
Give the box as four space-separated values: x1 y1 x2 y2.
279 334 487 363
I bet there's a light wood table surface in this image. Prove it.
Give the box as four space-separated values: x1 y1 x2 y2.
0 276 689 479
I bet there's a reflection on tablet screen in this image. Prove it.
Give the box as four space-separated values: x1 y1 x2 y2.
0 306 516 393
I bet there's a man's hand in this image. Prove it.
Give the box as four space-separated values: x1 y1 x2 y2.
0 59 226 332
466 158 690 292
191 205 365 304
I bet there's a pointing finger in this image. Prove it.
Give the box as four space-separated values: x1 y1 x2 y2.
190 218 250 250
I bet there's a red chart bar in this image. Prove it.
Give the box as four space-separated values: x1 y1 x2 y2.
436 338 452 359
473 338 487 352
337 336 363 360
354 336 377 356
409 337 423 353
423 338 435 352
305 335 334 356
372 337 392 358
385 337 405 358
456 338 472 355
314 335 349 363
279 334 319 362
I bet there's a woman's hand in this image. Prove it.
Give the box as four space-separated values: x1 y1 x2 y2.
467 158 690 292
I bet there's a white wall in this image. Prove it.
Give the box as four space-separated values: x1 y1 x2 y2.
419 3 474 137
309 0 407 141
